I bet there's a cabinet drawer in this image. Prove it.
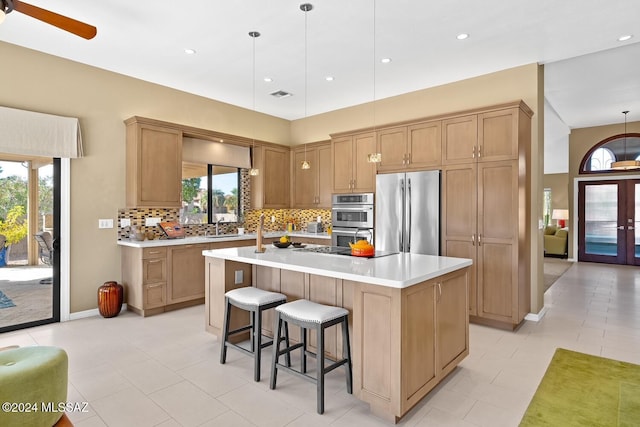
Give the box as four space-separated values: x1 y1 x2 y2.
143 258 167 283
143 247 167 259
143 282 166 309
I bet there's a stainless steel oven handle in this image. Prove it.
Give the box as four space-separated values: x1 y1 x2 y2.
331 206 374 211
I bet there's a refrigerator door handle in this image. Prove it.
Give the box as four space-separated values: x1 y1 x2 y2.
407 178 412 251
400 178 405 250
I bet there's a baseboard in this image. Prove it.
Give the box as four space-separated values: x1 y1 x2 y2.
525 305 548 322
68 304 128 321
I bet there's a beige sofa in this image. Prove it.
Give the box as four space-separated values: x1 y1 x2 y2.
544 225 568 257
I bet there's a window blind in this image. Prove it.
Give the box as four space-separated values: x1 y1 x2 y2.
0 106 84 158
182 137 251 168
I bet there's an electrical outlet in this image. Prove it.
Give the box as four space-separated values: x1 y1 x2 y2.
120 218 131 227
145 217 161 226
271 215 276 223
98 219 113 229
234 270 243 284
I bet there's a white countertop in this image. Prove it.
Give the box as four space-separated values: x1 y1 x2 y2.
117 231 331 248
202 246 472 288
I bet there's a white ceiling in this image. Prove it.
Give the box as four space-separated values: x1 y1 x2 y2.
1 0 639 132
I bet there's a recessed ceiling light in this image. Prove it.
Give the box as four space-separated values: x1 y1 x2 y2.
381 58 392 64
618 34 633 42
184 48 196 54
456 33 469 40
264 77 273 82
325 76 334 81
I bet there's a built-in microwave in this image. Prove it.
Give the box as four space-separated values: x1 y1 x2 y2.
331 227 374 248
331 193 374 229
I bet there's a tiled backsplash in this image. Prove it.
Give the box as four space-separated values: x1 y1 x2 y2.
117 207 330 240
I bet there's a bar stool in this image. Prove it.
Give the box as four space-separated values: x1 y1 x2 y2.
220 287 288 382
270 299 352 414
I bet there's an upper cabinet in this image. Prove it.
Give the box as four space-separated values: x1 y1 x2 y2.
377 121 442 172
331 132 376 194
251 144 290 209
291 142 332 208
125 117 183 208
442 106 525 165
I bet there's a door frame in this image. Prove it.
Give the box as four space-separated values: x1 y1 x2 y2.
573 173 640 264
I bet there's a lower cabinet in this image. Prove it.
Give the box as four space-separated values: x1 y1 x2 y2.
122 239 254 317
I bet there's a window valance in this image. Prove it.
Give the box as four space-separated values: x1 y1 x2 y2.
182 137 251 169
0 106 84 158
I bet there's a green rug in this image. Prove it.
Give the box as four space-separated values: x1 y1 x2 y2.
520 348 640 426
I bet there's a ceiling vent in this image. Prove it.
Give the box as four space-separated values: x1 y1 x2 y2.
270 90 293 98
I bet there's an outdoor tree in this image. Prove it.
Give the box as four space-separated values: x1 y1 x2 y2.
182 178 201 205
212 189 225 212
224 188 238 214
0 205 28 246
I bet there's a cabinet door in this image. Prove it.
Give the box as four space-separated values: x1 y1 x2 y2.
478 109 518 162
280 269 305 343
263 147 290 208
408 121 441 170
402 282 436 402
143 258 166 283
292 147 319 208
442 115 477 165
377 127 407 172
130 124 182 207
143 283 166 309
353 132 377 192
307 275 340 359
254 266 281 337
477 161 518 322
437 271 469 373
317 144 332 207
167 244 207 304
332 136 354 193
442 164 477 315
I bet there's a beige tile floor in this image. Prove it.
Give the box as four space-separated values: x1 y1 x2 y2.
1 261 639 426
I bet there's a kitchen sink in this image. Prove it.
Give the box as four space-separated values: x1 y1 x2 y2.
204 234 240 238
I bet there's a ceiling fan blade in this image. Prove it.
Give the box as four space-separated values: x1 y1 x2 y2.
12 0 96 39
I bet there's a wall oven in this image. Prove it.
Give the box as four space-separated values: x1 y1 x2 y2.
331 193 374 247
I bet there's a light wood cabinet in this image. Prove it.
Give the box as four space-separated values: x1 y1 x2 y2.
331 132 376 193
251 144 290 209
291 142 331 208
442 107 521 165
122 239 254 317
125 117 183 208
441 101 532 330
167 243 209 304
377 121 441 172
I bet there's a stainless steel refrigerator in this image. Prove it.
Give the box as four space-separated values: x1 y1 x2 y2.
375 171 440 255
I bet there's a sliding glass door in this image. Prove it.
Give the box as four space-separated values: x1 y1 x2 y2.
578 179 640 265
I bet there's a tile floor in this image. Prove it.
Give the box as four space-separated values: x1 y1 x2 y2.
1 261 639 426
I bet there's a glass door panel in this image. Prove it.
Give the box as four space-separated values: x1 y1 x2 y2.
578 179 640 266
584 184 618 256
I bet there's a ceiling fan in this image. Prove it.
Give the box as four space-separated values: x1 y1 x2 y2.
0 0 96 39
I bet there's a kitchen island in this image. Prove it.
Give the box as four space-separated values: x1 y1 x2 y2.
203 245 472 423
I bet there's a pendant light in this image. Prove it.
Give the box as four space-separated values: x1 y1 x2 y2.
249 31 260 176
300 3 312 170
610 110 640 170
367 0 382 164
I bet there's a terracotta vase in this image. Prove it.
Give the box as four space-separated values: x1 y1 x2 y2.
98 281 124 318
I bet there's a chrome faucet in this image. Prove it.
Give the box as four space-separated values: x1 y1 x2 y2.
215 218 222 235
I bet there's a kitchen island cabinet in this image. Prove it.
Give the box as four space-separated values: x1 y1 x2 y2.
203 246 471 423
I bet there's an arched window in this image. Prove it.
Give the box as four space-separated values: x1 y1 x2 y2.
588 147 615 171
580 133 640 173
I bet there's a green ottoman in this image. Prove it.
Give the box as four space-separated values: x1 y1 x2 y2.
0 346 68 427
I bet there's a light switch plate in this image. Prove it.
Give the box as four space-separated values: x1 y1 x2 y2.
145 217 161 226
120 218 131 227
98 219 114 229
